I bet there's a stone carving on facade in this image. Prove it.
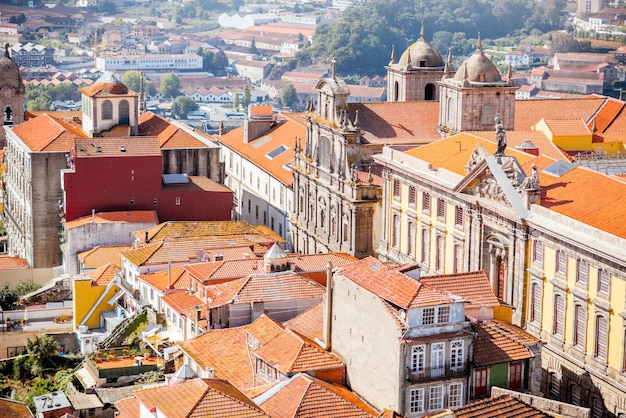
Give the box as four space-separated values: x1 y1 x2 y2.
494 113 507 155
521 164 540 190
477 171 507 204
465 145 484 173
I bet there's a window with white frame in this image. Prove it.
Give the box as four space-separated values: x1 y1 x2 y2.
409 388 424 414
450 340 464 371
392 214 400 249
421 228 430 264
454 206 463 228
576 260 588 287
453 244 462 273
533 240 543 265
448 382 463 408
574 304 586 348
437 199 445 219
431 343 445 378
429 385 444 411
408 222 415 256
423 193 431 212
422 307 435 325
411 345 425 374
436 235 444 271
556 250 567 275
438 306 450 323
553 294 564 336
393 179 401 199
531 282 541 323
409 186 416 206
422 306 450 325
597 269 610 296
595 314 608 361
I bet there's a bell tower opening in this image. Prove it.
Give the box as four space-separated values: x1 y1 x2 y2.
425 84 435 101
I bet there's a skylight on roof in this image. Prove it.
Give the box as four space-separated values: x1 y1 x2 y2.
370 263 382 271
542 161 575 177
266 145 288 160
251 135 272 149
283 162 292 171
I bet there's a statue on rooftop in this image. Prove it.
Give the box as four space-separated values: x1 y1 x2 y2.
494 113 507 155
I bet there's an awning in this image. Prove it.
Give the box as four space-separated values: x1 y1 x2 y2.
75 366 97 390
107 289 124 306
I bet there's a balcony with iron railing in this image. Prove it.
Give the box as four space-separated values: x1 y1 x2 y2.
406 362 469 382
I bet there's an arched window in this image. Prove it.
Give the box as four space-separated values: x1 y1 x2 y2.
447 97 455 123
425 83 435 100
102 100 113 120
119 99 129 124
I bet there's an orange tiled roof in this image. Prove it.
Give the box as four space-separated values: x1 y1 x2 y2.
404 133 536 176
84 263 119 286
589 97 624 133
337 257 461 310
140 266 192 292
161 290 204 315
0 398 34 418
111 397 139 418
65 210 158 230
132 378 269 418
11 113 85 152
472 320 542 367
350 102 442 145
133 220 284 244
470 130 569 161
419 271 499 309
258 374 378 418
283 301 323 342
208 272 325 307
514 97 606 131
524 156 626 239
0 256 29 269
74 137 161 157
77 245 129 270
218 115 305 186
179 315 342 398
441 395 551 418
540 119 591 137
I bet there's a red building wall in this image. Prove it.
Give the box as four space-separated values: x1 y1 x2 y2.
63 154 232 222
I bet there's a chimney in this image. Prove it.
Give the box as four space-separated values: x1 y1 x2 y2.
144 231 149 243
205 366 214 378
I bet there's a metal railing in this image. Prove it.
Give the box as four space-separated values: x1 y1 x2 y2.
406 363 469 382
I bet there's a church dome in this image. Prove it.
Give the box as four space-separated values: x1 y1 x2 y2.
80 71 134 97
397 24 444 68
453 36 501 83
0 44 22 90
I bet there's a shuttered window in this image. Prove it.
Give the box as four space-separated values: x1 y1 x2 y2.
576 260 588 286
437 199 445 219
597 269 610 296
409 186 416 205
533 240 543 264
531 282 541 323
574 304 586 348
455 206 464 227
436 235 444 271
392 214 400 249
422 193 430 212
556 250 567 275
553 295 564 336
453 244 462 273
421 229 430 264
595 315 608 361
407 222 415 256
393 179 401 199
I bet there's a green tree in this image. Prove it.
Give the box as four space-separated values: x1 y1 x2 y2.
242 85 251 108
171 96 198 119
233 92 240 110
160 72 181 99
26 334 58 376
250 36 258 55
281 83 297 109
122 70 143 93
212 51 229 72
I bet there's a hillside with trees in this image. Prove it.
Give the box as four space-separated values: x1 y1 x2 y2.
304 0 566 74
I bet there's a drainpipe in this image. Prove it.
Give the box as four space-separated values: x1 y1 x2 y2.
321 261 333 350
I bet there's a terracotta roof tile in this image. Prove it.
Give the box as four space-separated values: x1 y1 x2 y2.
11 113 84 152
74 137 160 157
132 378 268 418
133 221 283 245
258 374 378 418
84 263 119 286
524 156 626 239
0 256 29 269
514 97 606 131
140 266 192 292
419 271 499 309
161 290 205 316
337 257 459 310
589 97 624 133
208 272 325 307
218 116 305 186
112 397 139 418
540 119 591 137
0 398 34 418
77 245 129 270
437 395 551 418
350 102 442 145
178 315 342 398
283 301 323 342
65 210 158 230
472 320 542 367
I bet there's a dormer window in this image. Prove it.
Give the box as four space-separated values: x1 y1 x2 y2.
421 306 451 325
247 333 260 349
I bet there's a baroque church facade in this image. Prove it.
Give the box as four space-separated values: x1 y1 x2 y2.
292 25 626 418
0 44 25 146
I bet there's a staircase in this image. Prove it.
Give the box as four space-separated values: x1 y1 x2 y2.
98 308 148 349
